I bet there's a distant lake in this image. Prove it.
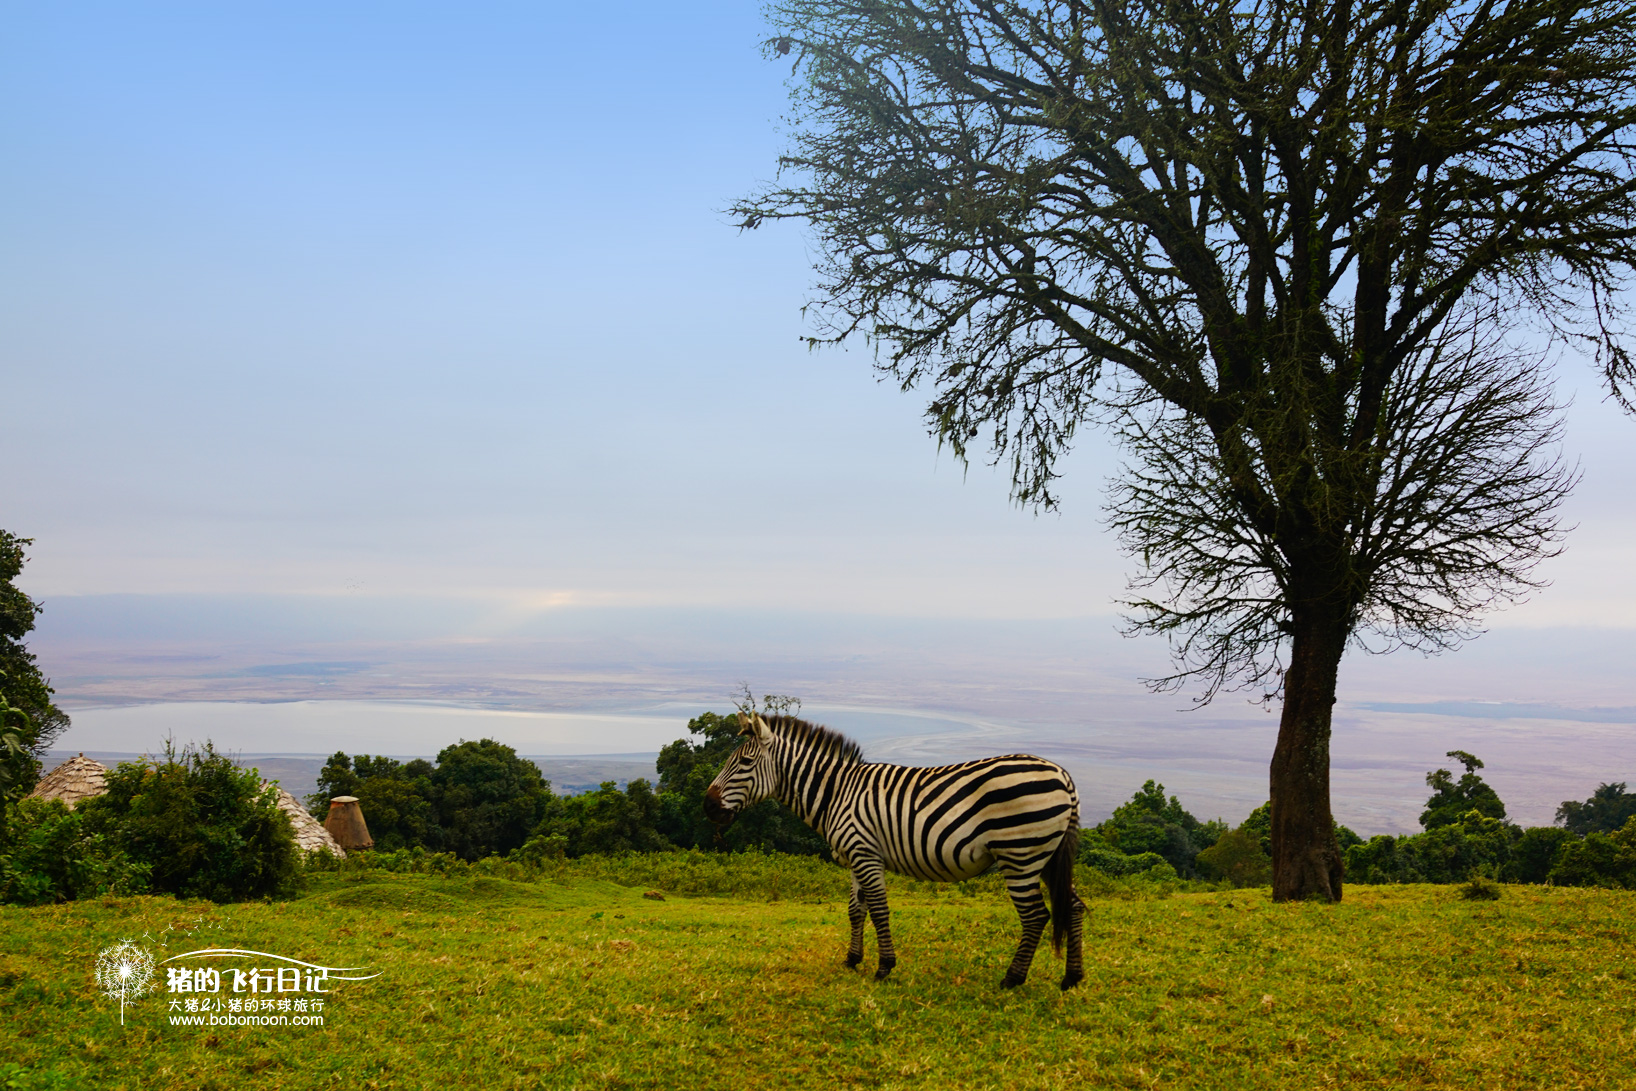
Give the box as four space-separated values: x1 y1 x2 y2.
53 700 1010 761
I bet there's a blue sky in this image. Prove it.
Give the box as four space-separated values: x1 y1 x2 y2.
3 1 1633 624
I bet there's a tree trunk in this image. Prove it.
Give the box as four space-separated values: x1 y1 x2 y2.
1270 610 1348 902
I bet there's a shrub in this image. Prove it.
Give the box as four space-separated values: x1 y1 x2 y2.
1195 826 1273 887
1093 781 1225 877
77 741 301 901
1556 782 1636 835
528 779 672 858
0 797 149 905
1345 811 1517 884
1077 841 1172 877
1502 826 1576 884
1547 818 1636 888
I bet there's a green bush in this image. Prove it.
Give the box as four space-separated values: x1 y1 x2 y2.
1092 780 1225 877
1556 783 1636 836
77 741 301 901
0 797 149 905
526 779 672 858
1195 826 1273 887
1077 841 1173 877
1502 826 1576 884
1547 817 1636 888
1345 810 1517 884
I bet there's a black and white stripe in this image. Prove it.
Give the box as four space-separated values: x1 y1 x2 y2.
705 714 1085 989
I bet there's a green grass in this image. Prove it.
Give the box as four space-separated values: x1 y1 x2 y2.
3 863 1634 1089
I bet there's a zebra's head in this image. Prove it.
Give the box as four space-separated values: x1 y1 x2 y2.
703 713 779 826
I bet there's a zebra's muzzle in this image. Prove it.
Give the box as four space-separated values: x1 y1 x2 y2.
703 784 735 827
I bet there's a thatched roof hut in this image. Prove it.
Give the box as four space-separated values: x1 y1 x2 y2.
272 787 345 858
323 796 374 851
28 754 109 809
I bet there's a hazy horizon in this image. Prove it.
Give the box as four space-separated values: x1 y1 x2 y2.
29 594 1636 834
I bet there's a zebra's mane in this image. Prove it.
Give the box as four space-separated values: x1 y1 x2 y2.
764 714 864 765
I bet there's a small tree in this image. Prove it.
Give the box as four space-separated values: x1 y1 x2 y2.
1195 827 1273 887
430 739 552 860
1556 782 1636 835
1095 780 1224 876
733 0 1636 900
1420 751 1508 830
530 779 672 857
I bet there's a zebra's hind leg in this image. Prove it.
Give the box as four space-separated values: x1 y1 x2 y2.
845 873 866 969
852 859 897 981
1060 890 1086 990
997 863 1050 988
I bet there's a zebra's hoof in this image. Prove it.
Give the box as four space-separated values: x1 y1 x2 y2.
1060 970 1083 991
845 953 863 968
873 960 896 982
1000 973 1026 989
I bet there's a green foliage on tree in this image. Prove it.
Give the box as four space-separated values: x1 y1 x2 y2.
524 779 672 859
0 688 36 809
1556 782 1636 836
0 797 151 905
1093 781 1226 878
429 739 552 861
1195 827 1273 888
1508 826 1578 885
1421 751 1508 830
1346 812 1515 884
1548 817 1636 888
76 741 301 901
0 533 68 794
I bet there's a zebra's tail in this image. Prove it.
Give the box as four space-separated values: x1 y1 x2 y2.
1046 824 1079 956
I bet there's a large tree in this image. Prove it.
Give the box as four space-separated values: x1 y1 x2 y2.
734 0 1636 899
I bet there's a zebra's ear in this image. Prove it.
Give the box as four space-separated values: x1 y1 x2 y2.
752 714 772 743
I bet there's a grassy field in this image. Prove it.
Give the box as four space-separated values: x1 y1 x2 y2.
2 863 1633 1090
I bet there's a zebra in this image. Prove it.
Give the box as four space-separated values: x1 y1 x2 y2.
704 713 1085 989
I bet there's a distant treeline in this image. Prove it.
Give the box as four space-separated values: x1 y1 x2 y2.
306 712 826 863
310 714 1636 890
6 713 1636 906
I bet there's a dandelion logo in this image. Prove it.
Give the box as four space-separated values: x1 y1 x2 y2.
95 940 157 1025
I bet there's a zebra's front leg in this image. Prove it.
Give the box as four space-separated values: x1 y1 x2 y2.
852 859 896 981
999 865 1050 988
845 873 866 969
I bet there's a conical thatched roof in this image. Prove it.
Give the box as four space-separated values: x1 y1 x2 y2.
323 796 374 851
29 754 109 810
270 785 345 858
